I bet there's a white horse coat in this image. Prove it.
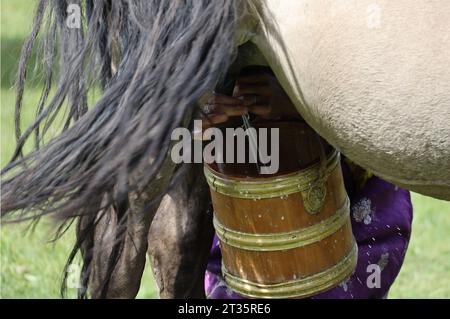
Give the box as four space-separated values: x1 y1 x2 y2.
236 0 450 199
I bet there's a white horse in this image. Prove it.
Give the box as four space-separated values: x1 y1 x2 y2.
236 0 450 200
2 0 449 298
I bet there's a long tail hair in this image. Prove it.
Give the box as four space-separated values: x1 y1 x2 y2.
1 0 237 297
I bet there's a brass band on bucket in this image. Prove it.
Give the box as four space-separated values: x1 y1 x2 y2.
214 196 350 251
222 243 358 299
204 150 340 214
204 150 339 199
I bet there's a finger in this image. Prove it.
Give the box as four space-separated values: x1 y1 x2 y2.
202 113 229 129
233 83 271 98
202 102 247 116
248 104 272 117
238 94 268 106
210 93 243 105
216 104 248 117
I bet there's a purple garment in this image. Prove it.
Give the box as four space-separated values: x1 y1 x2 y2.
204 160 413 299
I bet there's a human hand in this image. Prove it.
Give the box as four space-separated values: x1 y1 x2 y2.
200 69 299 129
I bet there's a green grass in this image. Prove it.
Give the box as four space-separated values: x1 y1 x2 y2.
389 193 450 298
1 0 450 299
0 0 158 299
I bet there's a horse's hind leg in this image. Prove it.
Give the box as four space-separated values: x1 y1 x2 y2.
148 163 214 298
77 154 177 298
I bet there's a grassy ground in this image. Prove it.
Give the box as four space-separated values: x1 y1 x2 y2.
0 0 158 299
1 0 449 299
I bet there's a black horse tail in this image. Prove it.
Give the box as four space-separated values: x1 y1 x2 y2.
1 0 238 297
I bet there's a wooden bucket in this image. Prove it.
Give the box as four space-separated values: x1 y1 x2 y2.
204 121 357 298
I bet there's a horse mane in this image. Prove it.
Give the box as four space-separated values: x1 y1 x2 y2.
1 0 238 298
